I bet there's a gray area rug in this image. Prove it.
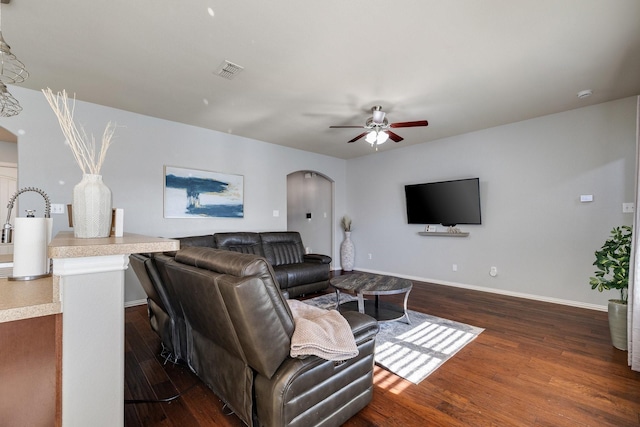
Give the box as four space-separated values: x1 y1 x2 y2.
302 293 484 384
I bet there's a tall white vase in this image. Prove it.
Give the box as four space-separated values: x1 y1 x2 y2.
340 231 355 271
73 174 112 238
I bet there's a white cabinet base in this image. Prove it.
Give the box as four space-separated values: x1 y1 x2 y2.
55 255 128 427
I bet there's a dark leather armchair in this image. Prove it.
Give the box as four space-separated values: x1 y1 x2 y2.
157 246 379 426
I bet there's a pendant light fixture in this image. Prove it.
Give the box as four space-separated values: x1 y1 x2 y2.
0 81 22 117
0 0 28 116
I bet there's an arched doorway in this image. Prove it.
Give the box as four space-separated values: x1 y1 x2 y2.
286 171 333 262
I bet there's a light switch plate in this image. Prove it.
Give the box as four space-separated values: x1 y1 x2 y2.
50 203 65 214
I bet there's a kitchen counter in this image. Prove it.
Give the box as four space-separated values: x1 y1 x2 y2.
0 232 178 324
0 231 179 426
0 276 60 323
49 231 179 258
50 231 179 427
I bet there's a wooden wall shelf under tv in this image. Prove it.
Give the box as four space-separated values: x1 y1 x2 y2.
418 232 469 237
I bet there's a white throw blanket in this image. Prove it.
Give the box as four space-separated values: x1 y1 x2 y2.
286 299 358 361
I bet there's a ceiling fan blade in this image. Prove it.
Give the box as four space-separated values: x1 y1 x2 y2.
386 131 404 143
389 120 429 128
348 132 368 143
330 125 366 128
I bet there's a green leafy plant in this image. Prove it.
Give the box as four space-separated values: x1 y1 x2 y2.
589 225 632 303
341 215 352 232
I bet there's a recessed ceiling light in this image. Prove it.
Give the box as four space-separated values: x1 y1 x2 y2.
207 7 214 17
577 89 593 99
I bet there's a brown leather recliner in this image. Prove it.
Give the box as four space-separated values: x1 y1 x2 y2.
157 246 379 427
130 253 187 362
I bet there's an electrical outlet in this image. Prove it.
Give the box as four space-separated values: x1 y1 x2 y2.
368 253 372 260
490 266 498 277
452 264 458 272
623 203 635 213
50 203 65 214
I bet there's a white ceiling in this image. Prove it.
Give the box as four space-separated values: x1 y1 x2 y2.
3 0 640 159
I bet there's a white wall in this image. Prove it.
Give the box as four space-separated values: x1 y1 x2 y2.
346 97 637 309
2 87 635 309
1 87 347 303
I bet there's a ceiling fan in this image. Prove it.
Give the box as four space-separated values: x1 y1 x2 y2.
329 105 428 148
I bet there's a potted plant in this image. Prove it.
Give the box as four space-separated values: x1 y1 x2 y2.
589 225 632 350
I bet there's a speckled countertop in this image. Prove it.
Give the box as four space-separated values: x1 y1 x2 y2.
0 232 179 323
49 231 179 258
0 276 60 323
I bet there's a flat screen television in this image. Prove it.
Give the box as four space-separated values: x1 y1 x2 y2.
404 178 481 226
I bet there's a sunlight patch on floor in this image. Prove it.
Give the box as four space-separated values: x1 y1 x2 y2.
373 366 411 394
376 320 478 384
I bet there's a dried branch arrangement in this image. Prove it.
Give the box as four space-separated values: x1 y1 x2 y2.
341 215 352 232
42 88 116 175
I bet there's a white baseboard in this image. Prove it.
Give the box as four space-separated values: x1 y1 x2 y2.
337 267 608 312
125 298 147 308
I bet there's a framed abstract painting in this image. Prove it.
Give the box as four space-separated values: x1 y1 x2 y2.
164 166 244 218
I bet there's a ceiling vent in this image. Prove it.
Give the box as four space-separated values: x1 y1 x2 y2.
577 89 593 99
215 60 244 80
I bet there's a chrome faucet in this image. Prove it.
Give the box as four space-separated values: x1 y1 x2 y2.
1 187 51 244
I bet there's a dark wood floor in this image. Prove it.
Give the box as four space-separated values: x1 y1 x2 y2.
124 277 640 426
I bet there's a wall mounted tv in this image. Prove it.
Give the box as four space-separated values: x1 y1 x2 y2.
404 178 481 226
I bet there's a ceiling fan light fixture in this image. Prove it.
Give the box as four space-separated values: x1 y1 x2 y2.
377 131 389 144
329 104 428 147
365 130 377 144
365 130 388 146
372 109 385 124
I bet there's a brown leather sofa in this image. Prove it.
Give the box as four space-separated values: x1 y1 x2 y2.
178 231 331 297
137 247 379 426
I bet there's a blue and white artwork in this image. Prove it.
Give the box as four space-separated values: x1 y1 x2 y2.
164 166 244 218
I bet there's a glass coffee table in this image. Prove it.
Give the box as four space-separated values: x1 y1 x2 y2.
330 273 412 324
